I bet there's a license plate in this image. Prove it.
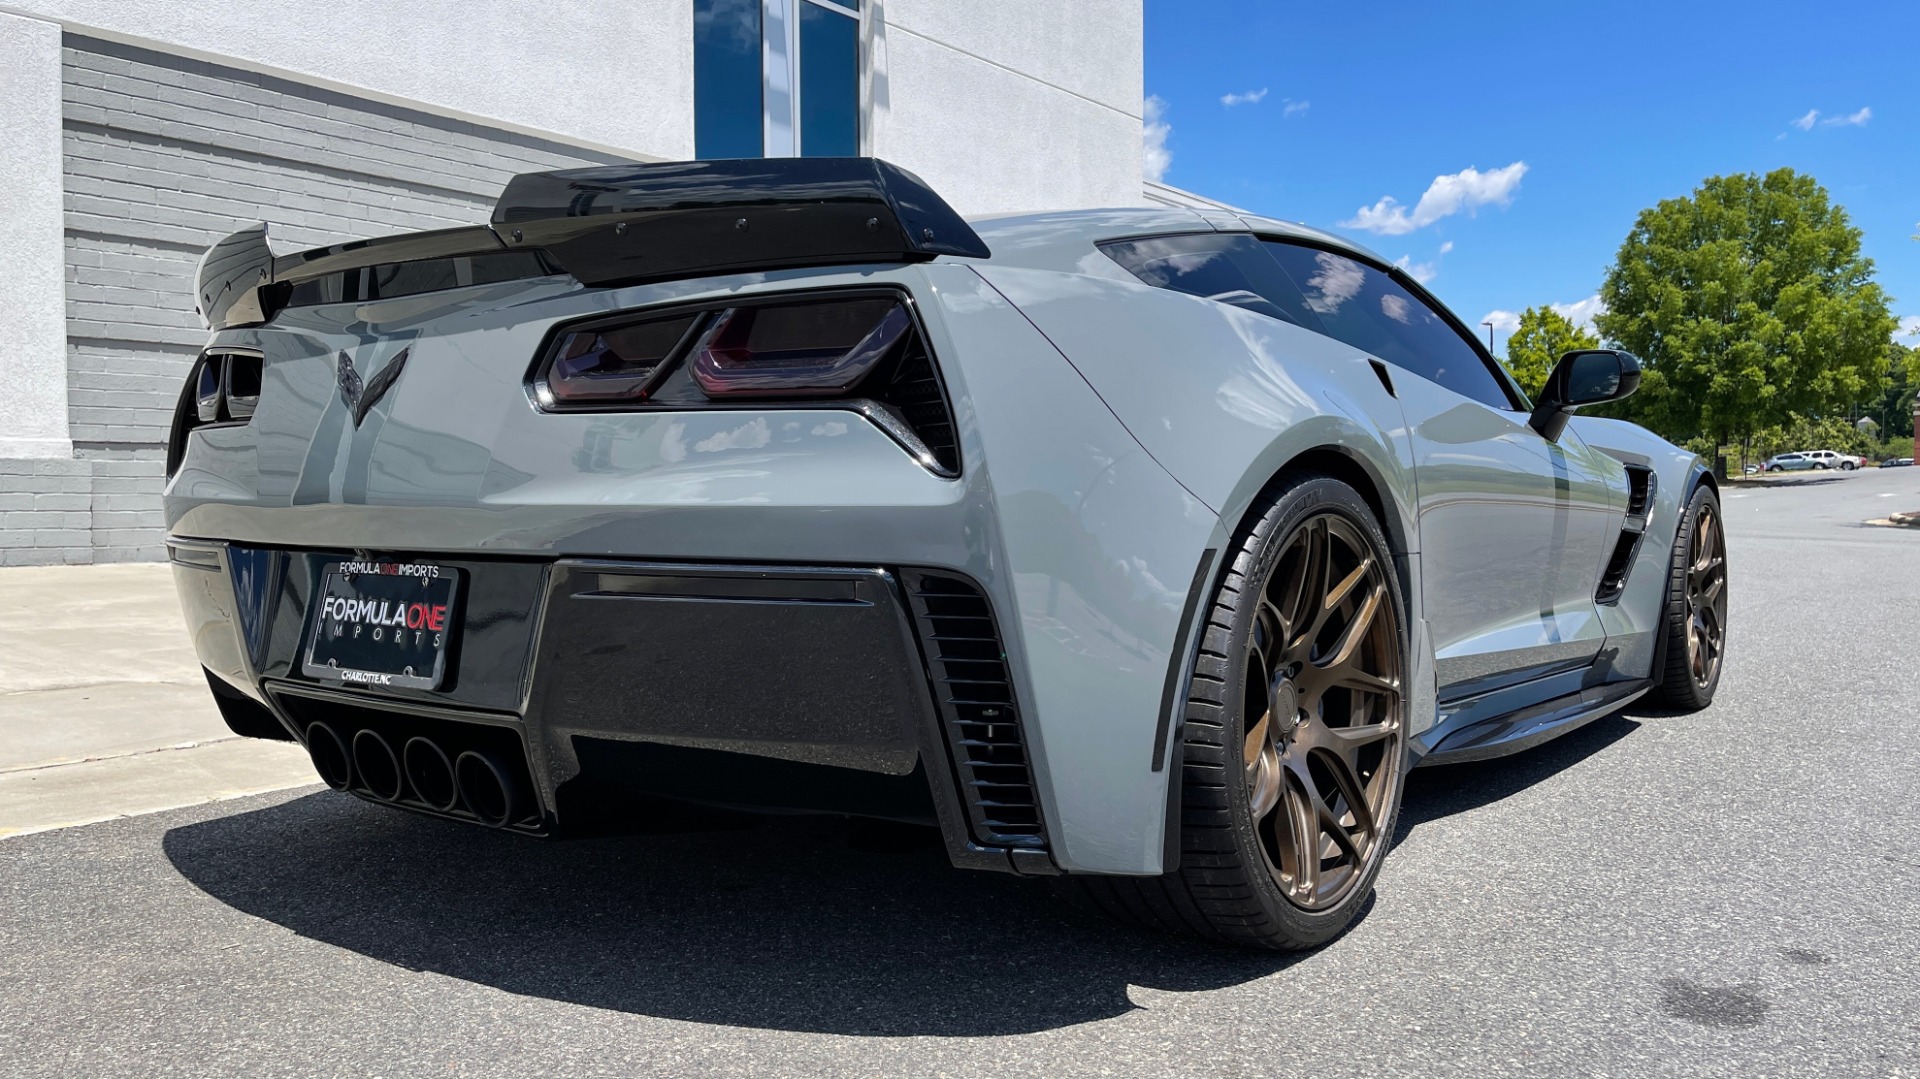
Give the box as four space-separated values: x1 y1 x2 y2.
302 560 459 690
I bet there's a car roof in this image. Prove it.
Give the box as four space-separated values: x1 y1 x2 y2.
965 207 1391 276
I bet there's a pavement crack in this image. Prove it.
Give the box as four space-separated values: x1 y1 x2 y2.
0 736 242 777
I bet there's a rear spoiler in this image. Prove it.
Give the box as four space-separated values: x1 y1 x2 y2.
195 157 990 331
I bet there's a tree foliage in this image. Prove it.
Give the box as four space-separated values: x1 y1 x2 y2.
1503 306 1599 398
1592 168 1895 446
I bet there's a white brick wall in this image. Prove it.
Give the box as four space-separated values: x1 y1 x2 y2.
43 35 626 561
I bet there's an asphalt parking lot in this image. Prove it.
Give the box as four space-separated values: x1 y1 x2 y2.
3 468 1918 1078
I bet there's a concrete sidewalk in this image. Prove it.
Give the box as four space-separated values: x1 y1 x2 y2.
0 563 315 837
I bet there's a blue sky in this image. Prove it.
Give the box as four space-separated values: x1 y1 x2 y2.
1145 0 1920 355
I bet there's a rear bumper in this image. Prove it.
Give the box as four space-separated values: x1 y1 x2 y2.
171 538 1056 875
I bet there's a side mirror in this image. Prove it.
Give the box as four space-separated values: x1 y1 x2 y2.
1528 349 1642 441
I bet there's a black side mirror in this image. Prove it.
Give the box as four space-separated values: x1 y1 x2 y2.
1529 349 1642 441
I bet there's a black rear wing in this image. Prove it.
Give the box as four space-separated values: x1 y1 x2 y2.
195 157 990 331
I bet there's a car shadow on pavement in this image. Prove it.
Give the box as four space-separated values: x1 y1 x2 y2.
162 793 1295 1037
162 712 1643 1037
1395 711 1641 841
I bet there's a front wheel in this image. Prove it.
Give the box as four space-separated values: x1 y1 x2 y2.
1652 483 1727 710
1079 473 1410 950
1842 461 1857 471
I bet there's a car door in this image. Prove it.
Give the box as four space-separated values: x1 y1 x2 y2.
1261 241 1621 695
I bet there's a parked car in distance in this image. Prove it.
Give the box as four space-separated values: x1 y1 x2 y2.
1763 452 1816 472
1802 449 1862 470
1883 457 1915 468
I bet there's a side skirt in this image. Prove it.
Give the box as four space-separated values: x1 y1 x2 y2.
1413 678 1651 767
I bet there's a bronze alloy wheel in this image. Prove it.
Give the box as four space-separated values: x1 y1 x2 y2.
1241 512 1405 912
1684 499 1727 690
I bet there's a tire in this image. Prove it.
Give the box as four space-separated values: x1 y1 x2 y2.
1765 465 1779 472
1842 461 1857 471
1078 472 1411 950
1651 482 1727 710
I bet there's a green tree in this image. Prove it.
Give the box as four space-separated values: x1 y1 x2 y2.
1592 168 1896 459
1504 306 1600 398
1872 342 1918 439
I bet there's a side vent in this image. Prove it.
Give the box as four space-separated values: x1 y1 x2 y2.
1625 466 1654 517
1596 465 1657 604
1596 531 1639 603
901 570 1046 851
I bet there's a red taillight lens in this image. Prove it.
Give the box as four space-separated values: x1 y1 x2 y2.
541 314 700 404
690 299 910 398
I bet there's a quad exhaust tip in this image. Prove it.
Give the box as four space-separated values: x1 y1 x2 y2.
304 722 351 790
306 719 525 828
402 737 458 812
350 729 403 802
454 750 518 828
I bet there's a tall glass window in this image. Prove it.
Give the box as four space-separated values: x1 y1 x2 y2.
693 0 765 159
797 1 858 156
695 0 861 159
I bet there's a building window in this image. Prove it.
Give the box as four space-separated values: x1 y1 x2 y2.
695 0 862 160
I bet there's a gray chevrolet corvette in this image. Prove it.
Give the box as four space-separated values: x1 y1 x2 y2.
168 157 1727 950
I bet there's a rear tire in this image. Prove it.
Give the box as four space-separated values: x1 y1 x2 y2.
1079 473 1410 950
1652 483 1727 710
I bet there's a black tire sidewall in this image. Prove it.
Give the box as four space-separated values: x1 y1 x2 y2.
1655 482 1725 709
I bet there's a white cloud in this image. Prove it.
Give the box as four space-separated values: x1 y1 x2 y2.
1791 109 1819 131
1823 106 1871 127
1552 294 1607 334
1283 98 1310 118
1220 87 1268 107
1340 162 1529 236
1143 95 1171 183
1897 315 1920 345
1482 309 1521 336
1393 240 1454 284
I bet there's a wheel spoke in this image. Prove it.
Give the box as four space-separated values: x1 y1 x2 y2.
1316 748 1378 844
1246 743 1280 821
1318 581 1383 670
1282 521 1328 647
1321 720 1397 753
1243 710 1271 770
1282 780 1319 896
1321 557 1373 624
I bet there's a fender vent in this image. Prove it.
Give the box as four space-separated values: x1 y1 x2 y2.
1597 466 1656 605
1596 531 1639 604
901 571 1046 850
1625 466 1655 517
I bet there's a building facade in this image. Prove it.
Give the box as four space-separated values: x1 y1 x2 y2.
0 0 1147 564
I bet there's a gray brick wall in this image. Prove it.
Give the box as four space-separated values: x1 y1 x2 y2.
25 35 626 563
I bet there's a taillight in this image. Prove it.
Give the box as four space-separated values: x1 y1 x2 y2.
168 348 263 477
689 299 910 398
537 313 701 406
530 290 961 475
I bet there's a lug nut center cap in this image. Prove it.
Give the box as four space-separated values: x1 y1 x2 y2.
1271 679 1302 741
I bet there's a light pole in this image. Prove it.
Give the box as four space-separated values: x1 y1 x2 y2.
1482 321 1495 351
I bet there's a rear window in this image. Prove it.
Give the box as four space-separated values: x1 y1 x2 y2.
1100 233 1327 333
